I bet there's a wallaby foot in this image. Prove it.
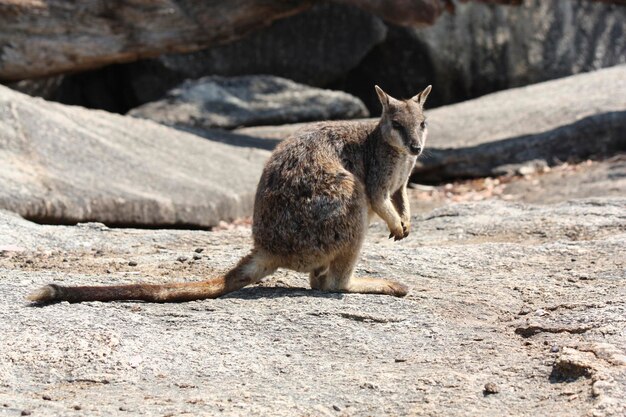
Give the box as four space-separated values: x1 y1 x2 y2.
343 276 409 297
309 248 408 297
311 270 408 297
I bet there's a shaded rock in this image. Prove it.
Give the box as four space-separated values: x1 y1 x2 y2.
337 0 626 112
128 75 369 130
0 85 270 228
237 66 626 183
0 0 312 81
123 2 387 106
0 197 624 416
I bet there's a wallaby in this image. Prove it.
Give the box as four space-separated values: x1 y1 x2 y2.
27 85 432 304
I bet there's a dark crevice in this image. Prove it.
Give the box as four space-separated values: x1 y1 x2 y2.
20 215 215 231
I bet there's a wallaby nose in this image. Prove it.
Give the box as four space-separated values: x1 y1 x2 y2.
409 144 422 155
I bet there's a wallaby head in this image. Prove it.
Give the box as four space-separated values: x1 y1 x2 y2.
374 85 432 156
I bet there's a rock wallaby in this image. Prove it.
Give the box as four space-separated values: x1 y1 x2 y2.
28 85 432 304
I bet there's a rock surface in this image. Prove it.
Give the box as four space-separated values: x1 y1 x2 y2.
0 85 269 228
0 197 624 416
8 1 623 114
338 0 626 111
237 66 626 182
6 0 588 81
128 75 369 130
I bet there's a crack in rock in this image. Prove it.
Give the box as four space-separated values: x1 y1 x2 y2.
308 311 406 324
514 323 595 338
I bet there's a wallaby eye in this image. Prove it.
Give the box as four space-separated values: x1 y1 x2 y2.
420 120 428 129
391 121 402 130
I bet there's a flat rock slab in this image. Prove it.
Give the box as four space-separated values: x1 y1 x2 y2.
128 75 369 130
237 66 626 182
408 155 626 214
0 85 270 228
0 198 624 416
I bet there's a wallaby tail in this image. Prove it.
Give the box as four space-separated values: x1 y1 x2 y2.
26 252 274 304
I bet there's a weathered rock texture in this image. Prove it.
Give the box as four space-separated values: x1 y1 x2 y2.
237 66 626 182
0 0 313 81
0 85 270 228
128 75 369 130
339 0 626 111
0 197 624 416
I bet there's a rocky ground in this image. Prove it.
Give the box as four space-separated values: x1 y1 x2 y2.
0 156 624 417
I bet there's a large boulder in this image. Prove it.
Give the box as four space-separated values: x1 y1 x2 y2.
0 85 270 228
237 66 626 182
1 197 625 416
415 65 626 181
338 0 626 111
128 75 369 131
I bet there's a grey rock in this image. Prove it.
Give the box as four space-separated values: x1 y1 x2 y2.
414 66 626 182
0 197 624 416
341 0 626 111
237 66 626 182
128 75 369 130
0 85 270 228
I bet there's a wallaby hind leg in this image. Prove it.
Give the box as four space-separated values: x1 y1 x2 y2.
310 247 408 297
222 251 278 294
309 264 330 290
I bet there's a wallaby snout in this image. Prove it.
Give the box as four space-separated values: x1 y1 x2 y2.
408 142 422 155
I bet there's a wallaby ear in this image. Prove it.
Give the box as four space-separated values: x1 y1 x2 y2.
412 85 432 106
375 85 390 109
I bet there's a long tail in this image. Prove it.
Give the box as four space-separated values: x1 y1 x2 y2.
26 252 272 304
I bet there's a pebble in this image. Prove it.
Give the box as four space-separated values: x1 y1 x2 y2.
193 254 202 260
128 261 138 267
21 411 32 416
551 345 560 353
483 382 499 395
194 248 204 253
333 405 341 412
177 256 188 263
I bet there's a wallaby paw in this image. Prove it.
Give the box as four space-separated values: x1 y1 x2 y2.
386 280 409 297
388 223 405 241
401 221 410 238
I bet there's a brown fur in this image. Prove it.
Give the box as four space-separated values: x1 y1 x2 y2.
27 85 432 304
